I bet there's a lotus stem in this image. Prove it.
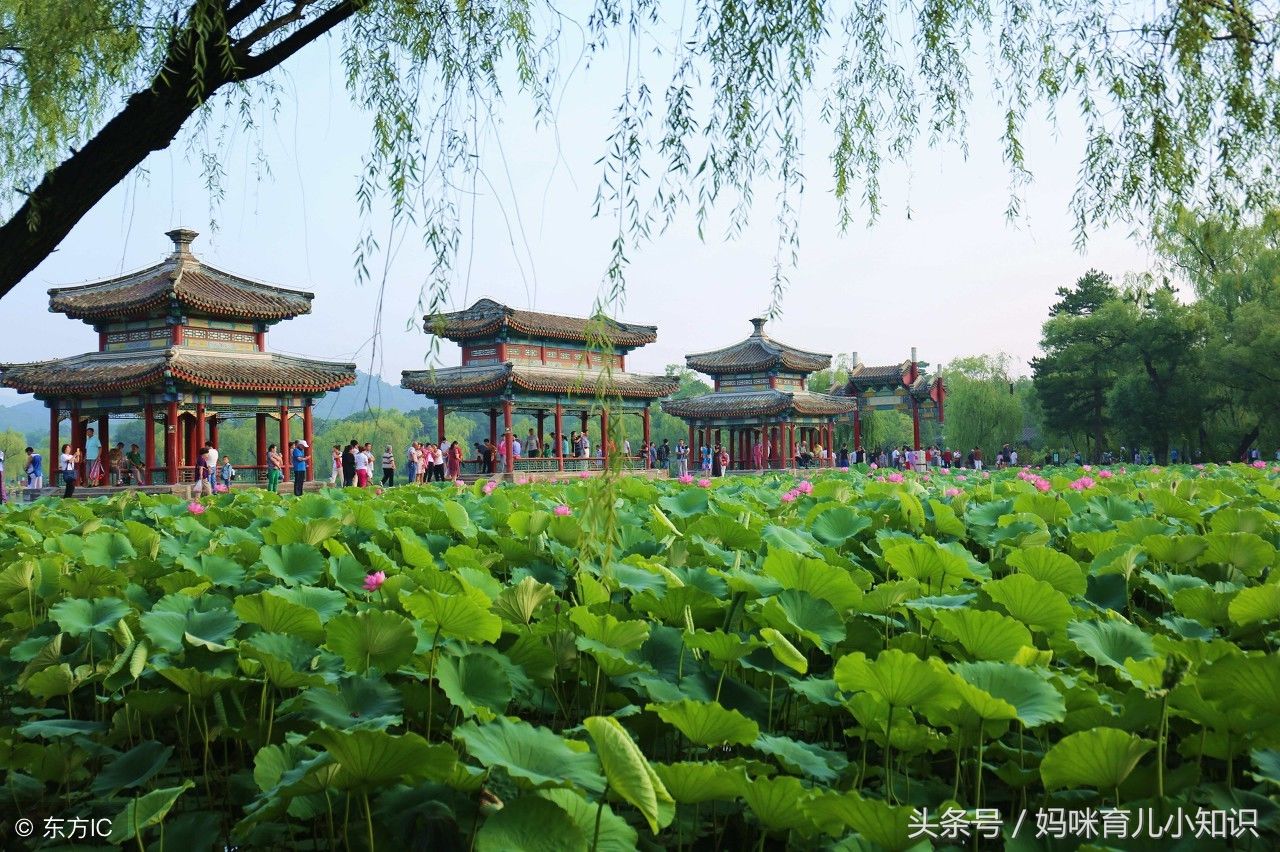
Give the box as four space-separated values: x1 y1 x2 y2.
591 786 608 852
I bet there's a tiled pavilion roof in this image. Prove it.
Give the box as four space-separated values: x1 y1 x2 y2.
836 360 938 400
47 229 314 323
685 318 832 376
1 349 356 397
423 298 659 347
662 389 856 420
402 363 679 400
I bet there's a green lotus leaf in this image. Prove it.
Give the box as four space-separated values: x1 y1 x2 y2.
81 532 137 568
801 790 921 850
683 628 762 662
436 652 513 719
107 781 194 844
753 733 848 782
651 761 750 804
536 789 637 852
443 500 478 539
1199 653 1280 713
951 661 1066 727
299 676 402 729
155 668 244 701
455 716 605 792
762 551 864 610
1040 727 1153 791
92 740 173 796
882 540 975 592
1173 585 1236 626
659 488 709 519
1210 507 1271 535
1250 749 1280 787
493 576 555 625
759 627 807 674
569 608 650 651
23 663 79 698
741 774 818 832
269 585 347 622
324 609 417 674
648 699 760 746
260 542 326 586
757 589 846 650
761 524 820 557
1228 584 1280 626
1199 532 1276 576
835 648 954 709
934 608 1033 662
476 795 586 852
983 573 1073 633
927 498 969 538
1143 534 1208 565
140 601 239 655
584 715 675 833
49 596 129 637
403 589 502 644
1067 619 1156 669
811 507 872 546
17 718 105 739
234 592 324 644
309 728 456 788
1006 546 1087 596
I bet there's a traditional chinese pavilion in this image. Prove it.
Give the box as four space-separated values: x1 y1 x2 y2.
1 229 356 485
401 298 678 474
662 318 856 468
835 348 945 450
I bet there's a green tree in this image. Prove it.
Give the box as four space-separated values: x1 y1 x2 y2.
4 2 1280 301
1032 271 1124 459
942 354 1025 462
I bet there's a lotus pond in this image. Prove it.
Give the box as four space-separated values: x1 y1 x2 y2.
1 465 1279 850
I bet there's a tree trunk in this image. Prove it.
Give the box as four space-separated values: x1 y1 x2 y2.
1091 386 1105 463
1233 425 1260 463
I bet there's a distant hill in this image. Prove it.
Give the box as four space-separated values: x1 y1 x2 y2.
0 371 424 438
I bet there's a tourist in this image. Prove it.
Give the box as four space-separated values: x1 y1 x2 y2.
126 444 144 484
676 440 689 476
526 428 539 458
579 431 591 459
890 447 900 468
204 442 220 493
658 439 671 471
712 443 724 477
266 443 283 492
108 442 123 485
647 442 658 468
330 445 342 486
560 432 570 458
342 440 357 486
1010 447 1019 466
495 438 507 472
838 445 849 467
480 439 496 473
512 435 523 460
191 447 212 499
219 457 236 490
972 446 983 470
448 441 462 480
700 443 712 474
433 442 446 481
292 440 309 496
60 443 81 498
355 442 372 487
381 445 396 487
25 447 43 490
85 426 102 486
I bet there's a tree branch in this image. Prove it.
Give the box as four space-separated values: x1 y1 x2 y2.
239 0 368 78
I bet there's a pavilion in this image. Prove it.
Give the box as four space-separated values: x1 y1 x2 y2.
1 229 356 485
662 318 856 469
401 298 678 474
835 348 945 450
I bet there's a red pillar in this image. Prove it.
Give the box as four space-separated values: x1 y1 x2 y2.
98 416 110 480
256 413 268 477
437 404 446 444
502 400 514 473
787 424 795 468
580 411 588 436
912 399 921 451
688 423 695 461
555 403 564 472
489 410 498 445
209 414 219 448
537 411 546 455
165 402 179 484
303 402 314 481
853 408 862 452
182 414 193 466
143 403 155 484
642 407 651 468
49 406 59 480
279 405 290 455
194 403 206 454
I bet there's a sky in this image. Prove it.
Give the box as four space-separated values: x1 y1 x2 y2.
0 8 1154 407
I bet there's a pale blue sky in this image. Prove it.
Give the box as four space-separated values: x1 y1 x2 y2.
0 13 1152 406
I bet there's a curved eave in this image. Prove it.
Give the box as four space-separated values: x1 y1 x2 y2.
662 390 856 420
403 364 678 400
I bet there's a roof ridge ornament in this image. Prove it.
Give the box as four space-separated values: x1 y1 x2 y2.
165 228 199 258
749 317 766 336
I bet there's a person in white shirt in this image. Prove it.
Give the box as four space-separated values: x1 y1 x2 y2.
354 443 371 487
525 429 539 458
512 438 522 459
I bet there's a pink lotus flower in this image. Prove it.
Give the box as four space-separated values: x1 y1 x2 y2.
214 483 228 493
780 491 797 503
839 466 850 472
875 476 886 482
697 478 711 488
553 504 572 516
797 480 813 494
982 471 991 478
375 487 384 495
579 470 591 479
945 487 962 497
678 474 694 484
1082 464 1092 471
869 463 878 470
516 476 530 484
363 571 386 592
1035 479 1052 492
887 473 904 483
483 480 498 494
187 501 206 514
1253 460 1267 469
955 475 966 481
1098 469 1113 479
